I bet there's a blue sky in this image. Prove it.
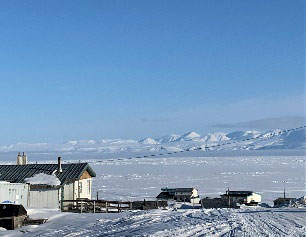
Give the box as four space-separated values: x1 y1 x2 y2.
0 0 304 144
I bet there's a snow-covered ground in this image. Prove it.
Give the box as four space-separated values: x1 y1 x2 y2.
90 156 305 204
2 207 306 236
0 155 305 236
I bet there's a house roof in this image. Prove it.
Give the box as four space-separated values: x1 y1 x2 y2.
161 188 176 192
156 192 174 199
0 163 96 185
273 197 295 202
221 191 253 197
175 188 195 192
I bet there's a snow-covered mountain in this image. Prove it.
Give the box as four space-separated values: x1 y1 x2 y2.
0 128 305 155
139 137 159 145
156 134 181 143
227 130 261 140
202 132 230 143
175 132 201 141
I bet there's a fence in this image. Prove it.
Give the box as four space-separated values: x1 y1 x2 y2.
61 199 168 213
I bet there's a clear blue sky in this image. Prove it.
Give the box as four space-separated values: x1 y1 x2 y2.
0 0 304 144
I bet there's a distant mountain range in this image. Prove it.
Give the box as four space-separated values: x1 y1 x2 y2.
0 129 305 155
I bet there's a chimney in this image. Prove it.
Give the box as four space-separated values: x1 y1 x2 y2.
22 152 28 165
17 152 23 165
57 157 62 173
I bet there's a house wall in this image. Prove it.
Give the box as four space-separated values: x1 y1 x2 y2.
192 189 198 197
28 186 61 209
76 178 92 199
174 189 199 202
298 196 306 205
221 193 261 204
246 193 261 203
0 183 29 207
191 197 200 204
63 182 75 200
62 178 92 200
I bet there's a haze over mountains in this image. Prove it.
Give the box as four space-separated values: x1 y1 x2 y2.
0 129 305 155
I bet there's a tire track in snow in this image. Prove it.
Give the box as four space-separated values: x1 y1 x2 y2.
18 208 306 237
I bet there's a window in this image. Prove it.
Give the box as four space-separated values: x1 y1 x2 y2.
79 182 82 193
88 180 91 194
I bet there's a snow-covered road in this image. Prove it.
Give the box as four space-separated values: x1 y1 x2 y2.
2 207 306 237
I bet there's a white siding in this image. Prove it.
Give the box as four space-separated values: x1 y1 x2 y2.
63 182 75 200
192 189 198 197
247 193 261 203
29 188 61 209
62 178 92 200
0 183 29 206
76 178 92 199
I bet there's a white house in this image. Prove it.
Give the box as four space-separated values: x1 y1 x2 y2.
0 155 96 209
221 190 261 205
156 187 200 204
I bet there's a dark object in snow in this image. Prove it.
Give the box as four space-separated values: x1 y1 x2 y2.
0 204 27 218
131 200 167 210
259 203 271 208
61 199 168 213
23 218 48 225
201 197 239 209
0 204 27 230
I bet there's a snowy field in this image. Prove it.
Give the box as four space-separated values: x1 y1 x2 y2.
90 155 305 204
1 155 305 236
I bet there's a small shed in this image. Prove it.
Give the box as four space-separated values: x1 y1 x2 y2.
0 204 27 230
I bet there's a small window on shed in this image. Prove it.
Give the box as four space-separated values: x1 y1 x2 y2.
88 180 91 194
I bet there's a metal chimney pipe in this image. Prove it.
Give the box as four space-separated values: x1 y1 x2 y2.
22 152 28 165
57 157 63 173
16 152 23 165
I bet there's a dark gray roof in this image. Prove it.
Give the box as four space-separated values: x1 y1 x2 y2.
273 197 295 202
175 188 195 192
0 163 96 185
221 191 253 197
156 192 174 199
